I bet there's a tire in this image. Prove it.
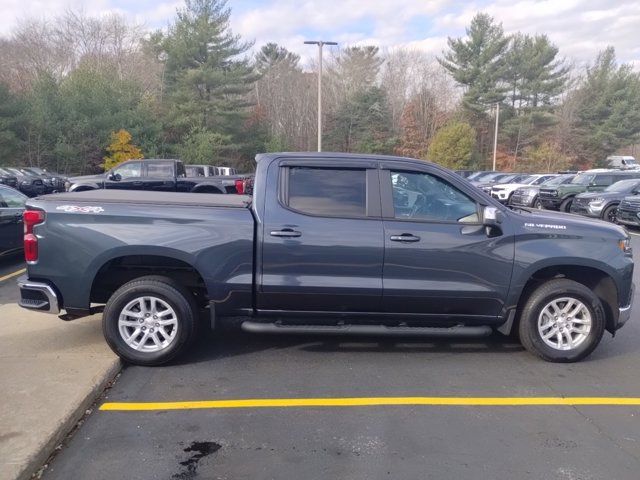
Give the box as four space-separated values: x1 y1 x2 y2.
518 279 605 363
560 197 573 213
533 197 542 209
602 204 618 223
102 275 198 366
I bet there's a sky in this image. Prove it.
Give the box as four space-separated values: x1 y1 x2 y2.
0 0 638 68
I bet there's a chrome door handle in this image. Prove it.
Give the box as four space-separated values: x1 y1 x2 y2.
390 234 420 242
270 229 302 238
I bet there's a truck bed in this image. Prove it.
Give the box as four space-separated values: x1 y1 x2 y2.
35 190 251 208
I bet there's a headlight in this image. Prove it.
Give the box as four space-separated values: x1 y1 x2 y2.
21 180 29 185
523 188 537 196
64 181 71 191
589 197 605 206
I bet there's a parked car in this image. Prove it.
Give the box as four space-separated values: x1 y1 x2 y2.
474 173 527 194
510 174 576 208
490 174 557 204
454 170 475 178
0 167 46 197
66 159 243 194
605 155 638 170
0 169 18 190
570 179 640 223
466 171 495 182
0 184 26 256
218 166 238 176
18 152 634 365
539 170 640 212
20 167 66 194
614 196 640 228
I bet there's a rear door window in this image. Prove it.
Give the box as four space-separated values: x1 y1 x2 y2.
287 167 367 218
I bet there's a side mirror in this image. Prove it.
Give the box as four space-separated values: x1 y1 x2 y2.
108 172 121 181
483 206 504 227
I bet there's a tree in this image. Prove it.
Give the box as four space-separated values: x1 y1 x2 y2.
427 122 476 169
522 141 571 172
152 0 257 143
255 42 300 73
439 13 509 115
324 86 395 154
0 84 25 164
177 126 233 164
103 129 144 170
573 47 640 165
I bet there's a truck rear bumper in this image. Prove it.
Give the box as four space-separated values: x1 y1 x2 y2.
17 276 61 314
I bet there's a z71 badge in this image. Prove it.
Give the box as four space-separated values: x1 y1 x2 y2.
56 205 105 214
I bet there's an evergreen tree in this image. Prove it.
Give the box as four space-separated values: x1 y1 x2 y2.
255 43 300 73
152 0 257 144
330 46 384 96
439 13 509 114
573 47 640 165
0 84 26 164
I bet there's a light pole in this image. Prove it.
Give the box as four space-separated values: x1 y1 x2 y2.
304 40 337 152
492 102 500 171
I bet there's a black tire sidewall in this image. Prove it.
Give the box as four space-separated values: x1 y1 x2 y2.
603 204 618 223
560 198 573 212
103 280 196 366
533 198 542 209
519 280 605 362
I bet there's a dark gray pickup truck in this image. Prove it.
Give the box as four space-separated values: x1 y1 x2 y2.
18 153 634 365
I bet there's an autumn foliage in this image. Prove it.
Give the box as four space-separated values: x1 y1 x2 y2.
102 129 144 171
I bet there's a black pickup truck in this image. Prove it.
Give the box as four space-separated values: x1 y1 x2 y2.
18 153 634 365
66 159 243 194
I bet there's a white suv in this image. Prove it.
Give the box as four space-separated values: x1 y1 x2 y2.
491 174 557 204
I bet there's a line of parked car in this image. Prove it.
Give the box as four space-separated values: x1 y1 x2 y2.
458 168 640 226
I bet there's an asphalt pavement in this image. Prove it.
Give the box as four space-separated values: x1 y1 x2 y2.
6 234 640 479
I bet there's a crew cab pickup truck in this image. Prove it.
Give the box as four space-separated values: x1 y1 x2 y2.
66 159 243 194
18 153 634 365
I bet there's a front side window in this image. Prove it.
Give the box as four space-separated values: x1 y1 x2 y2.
390 171 478 223
287 167 367 217
0 188 27 208
113 162 142 179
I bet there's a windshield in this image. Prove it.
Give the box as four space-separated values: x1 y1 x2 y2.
543 175 573 186
5 168 25 176
605 179 640 192
468 171 493 181
571 174 595 185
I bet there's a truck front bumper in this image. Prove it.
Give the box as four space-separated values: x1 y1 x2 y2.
616 283 635 330
17 276 61 314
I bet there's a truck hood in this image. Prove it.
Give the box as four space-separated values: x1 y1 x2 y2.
510 206 627 238
68 173 105 183
576 191 631 200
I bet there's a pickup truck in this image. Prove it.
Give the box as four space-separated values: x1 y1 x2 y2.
18 153 634 365
66 159 243 194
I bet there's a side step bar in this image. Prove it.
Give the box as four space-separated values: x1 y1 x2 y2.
241 321 492 338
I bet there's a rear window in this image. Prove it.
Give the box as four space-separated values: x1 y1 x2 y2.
287 167 366 217
147 162 174 177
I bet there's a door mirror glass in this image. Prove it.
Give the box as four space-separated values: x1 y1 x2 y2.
108 172 121 181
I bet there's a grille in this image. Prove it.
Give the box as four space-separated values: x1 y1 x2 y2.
573 197 589 207
619 200 640 212
539 189 558 198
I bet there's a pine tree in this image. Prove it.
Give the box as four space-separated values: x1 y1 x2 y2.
438 13 509 115
153 0 257 144
255 43 300 73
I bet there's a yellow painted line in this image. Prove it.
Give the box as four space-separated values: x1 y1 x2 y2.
100 397 640 411
0 268 26 283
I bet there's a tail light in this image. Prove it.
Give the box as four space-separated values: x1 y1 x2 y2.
234 179 245 195
24 210 45 263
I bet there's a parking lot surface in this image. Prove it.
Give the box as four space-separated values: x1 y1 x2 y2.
5 235 640 479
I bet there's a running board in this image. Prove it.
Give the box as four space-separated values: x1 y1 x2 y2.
240 322 492 338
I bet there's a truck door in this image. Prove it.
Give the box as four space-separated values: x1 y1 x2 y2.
143 161 178 191
379 165 514 321
258 159 384 313
105 161 143 190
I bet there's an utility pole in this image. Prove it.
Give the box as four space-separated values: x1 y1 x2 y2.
492 102 500 171
304 40 337 152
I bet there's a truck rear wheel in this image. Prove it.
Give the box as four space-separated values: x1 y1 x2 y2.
102 276 198 366
518 279 605 363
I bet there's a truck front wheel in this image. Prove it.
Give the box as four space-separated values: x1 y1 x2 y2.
560 197 573 212
102 276 198 366
518 279 605 363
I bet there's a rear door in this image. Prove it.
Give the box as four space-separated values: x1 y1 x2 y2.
258 158 384 313
380 164 514 321
143 161 178 191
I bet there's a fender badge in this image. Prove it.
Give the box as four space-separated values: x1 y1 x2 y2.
56 205 105 214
